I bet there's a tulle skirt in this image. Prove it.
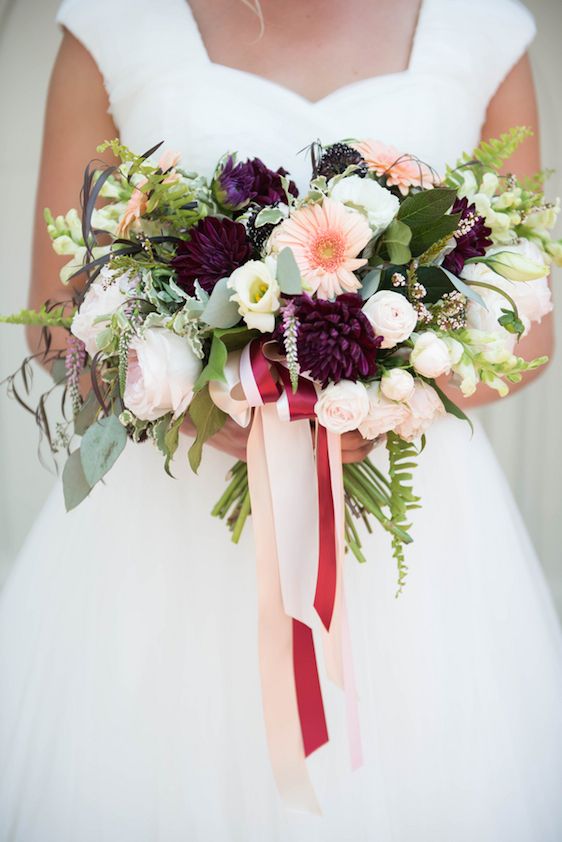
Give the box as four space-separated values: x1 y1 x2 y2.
1 416 562 842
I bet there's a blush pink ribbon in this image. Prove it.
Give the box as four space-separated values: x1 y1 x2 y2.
217 340 363 811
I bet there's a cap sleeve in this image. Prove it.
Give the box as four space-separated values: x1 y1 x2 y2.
413 0 536 114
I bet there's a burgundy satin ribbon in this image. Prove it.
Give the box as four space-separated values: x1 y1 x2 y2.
250 342 336 761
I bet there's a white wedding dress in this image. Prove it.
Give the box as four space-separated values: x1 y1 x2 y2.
2 0 562 839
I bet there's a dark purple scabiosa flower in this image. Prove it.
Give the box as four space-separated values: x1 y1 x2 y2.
279 293 382 388
212 155 298 212
317 143 369 181
443 197 492 275
171 216 253 295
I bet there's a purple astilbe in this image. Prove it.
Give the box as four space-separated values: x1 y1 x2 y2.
212 155 298 212
65 334 86 415
443 197 492 275
281 300 300 392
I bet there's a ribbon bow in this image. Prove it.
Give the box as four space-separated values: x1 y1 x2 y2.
211 340 362 812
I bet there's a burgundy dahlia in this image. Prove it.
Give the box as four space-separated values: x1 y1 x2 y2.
171 216 253 295
212 155 298 212
443 197 492 275
281 293 382 388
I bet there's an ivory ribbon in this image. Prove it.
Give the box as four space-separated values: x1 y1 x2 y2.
231 341 362 808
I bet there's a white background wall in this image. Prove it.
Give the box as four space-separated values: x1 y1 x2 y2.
1 0 561 611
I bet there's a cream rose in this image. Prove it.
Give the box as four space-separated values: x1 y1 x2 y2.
362 290 417 348
315 380 370 434
71 267 136 356
410 332 453 378
330 175 399 236
358 382 409 440
124 328 202 422
227 257 281 332
395 380 445 442
380 368 415 402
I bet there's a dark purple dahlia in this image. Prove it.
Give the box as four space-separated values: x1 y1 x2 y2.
280 293 382 388
443 197 492 275
171 216 253 295
212 155 298 212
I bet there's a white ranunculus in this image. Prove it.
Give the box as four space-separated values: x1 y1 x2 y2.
124 328 202 422
380 368 415 402
394 380 445 442
71 267 137 356
315 380 370 434
410 332 453 378
358 382 409 440
362 290 417 348
227 257 281 333
330 175 399 236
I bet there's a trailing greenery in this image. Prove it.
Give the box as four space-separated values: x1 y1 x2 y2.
446 126 533 184
0 305 74 330
385 432 422 595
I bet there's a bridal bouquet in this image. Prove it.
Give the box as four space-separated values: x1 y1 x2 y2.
2 128 559 809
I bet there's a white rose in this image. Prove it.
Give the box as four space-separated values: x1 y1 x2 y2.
227 257 281 333
71 267 136 356
358 382 409 440
395 380 445 442
315 380 370 434
124 328 202 422
362 290 417 348
380 368 415 402
330 175 399 236
410 332 453 378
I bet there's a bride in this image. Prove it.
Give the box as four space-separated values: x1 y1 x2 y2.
1 0 562 839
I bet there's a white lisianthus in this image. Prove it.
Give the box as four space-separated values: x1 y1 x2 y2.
410 332 453 378
227 256 281 332
358 382 409 440
124 328 202 422
482 249 548 282
394 380 445 442
71 266 137 356
330 175 399 236
380 368 415 402
315 380 370 434
362 290 417 348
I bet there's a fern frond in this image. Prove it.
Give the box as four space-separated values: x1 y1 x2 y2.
386 432 421 595
446 126 533 186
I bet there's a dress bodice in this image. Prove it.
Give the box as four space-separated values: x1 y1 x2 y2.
57 0 535 190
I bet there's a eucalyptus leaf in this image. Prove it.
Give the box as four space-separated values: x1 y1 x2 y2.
360 268 382 300
200 276 241 329
74 391 101 436
51 358 68 385
188 386 228 473
276 247 302 294
254 206 285 227
62 449 92 511
439 266 487 308
80 413 127 486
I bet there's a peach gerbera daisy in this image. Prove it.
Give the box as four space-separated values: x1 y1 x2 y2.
354 139 438 196
273 198 371 299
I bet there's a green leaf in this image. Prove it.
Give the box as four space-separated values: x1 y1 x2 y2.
200 276 241 329
439 266 487 308
217 326 258 351
409 213 460 257
188 386 228 473
195 333 228 391
80 413 127 486
397 188 457 229
254 207 285 227
360 268 382 299
380 219 412 264
62 449 92 511
74 391 101 436
276 247 302 294
51 359 68 385
431 380 474 434
163 414 184 476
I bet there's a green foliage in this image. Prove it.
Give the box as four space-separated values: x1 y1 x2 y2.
200 276 241 328
379 219 412 264
446 126 532 186
62 449 92 511
386 432 421 595
430 381 474 433
153 412 184 476
0 306 74 330
80 413 127 487
276 247 303 294
188 385 228 472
